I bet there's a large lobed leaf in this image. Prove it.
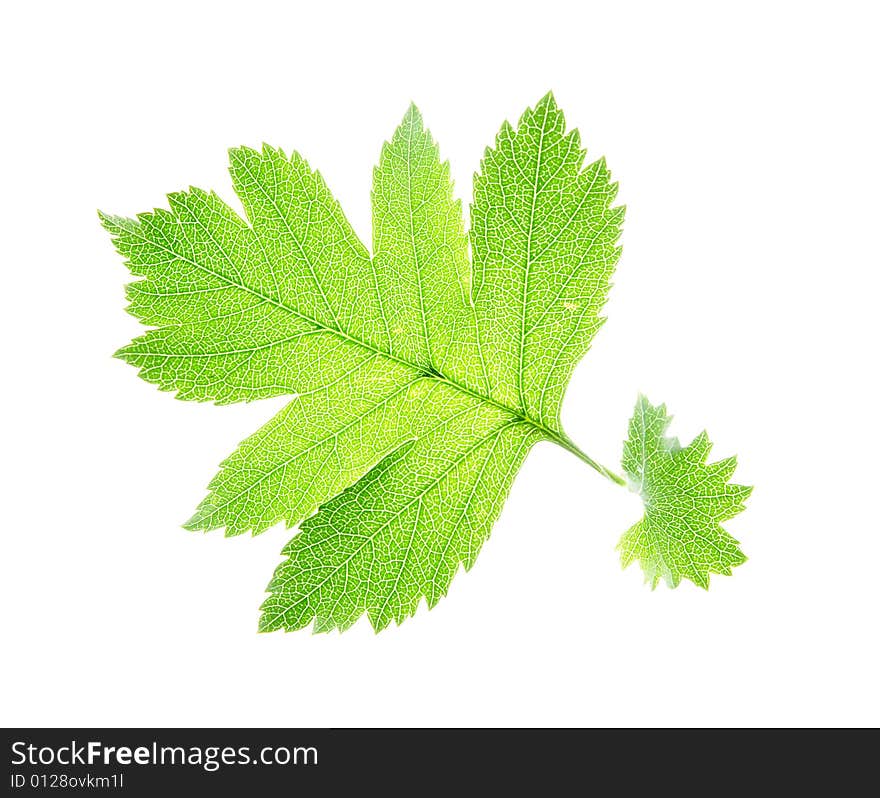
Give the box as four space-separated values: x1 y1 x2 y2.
103 93 747 633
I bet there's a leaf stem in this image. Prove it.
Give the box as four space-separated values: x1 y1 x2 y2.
546 430 627 488
432 374 626 489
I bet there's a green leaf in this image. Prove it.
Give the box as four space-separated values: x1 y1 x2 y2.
464 94 623 429
619 396 752 589
261 405 540 633
371 103 483 379
103 92 749 634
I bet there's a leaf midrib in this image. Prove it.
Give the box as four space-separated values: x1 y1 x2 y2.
517 99 551 415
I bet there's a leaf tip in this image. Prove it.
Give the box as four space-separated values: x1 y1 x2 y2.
400 101 424 132
537 89 558 110
112 344 131 361
181 514 204 532
98 210 133 236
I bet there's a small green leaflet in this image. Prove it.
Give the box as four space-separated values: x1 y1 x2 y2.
619 396 751 589
102 93 751 633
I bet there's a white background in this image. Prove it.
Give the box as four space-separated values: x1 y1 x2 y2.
2 0 878 727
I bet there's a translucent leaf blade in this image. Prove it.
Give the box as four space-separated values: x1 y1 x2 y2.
619 395 752 589
260 396 539 633
468 93 624 428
